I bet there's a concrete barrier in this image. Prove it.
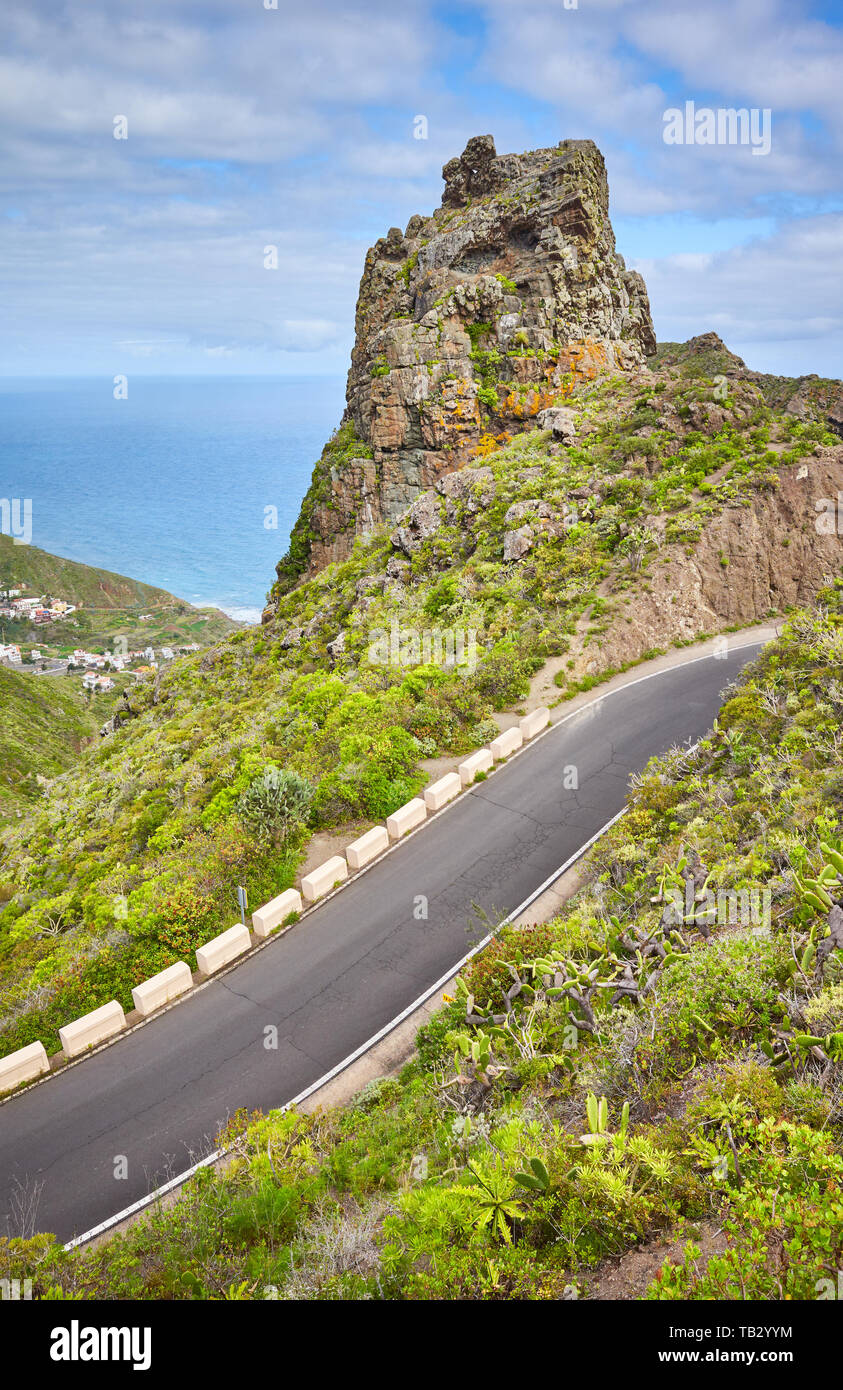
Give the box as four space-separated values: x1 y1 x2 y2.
196 922 251 977
131 961 193 1018
386 798 427 840
347 826 390 872
0 1041 50 1094
302 855 348 904
520 706 550 740
252 888 303 939
424 772 462 812
59 1001 126 1059
490 726 523 761
459 749 494 786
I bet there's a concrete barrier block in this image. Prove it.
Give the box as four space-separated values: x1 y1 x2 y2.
195 922 251 977
490 726 523 761
424 772 462 812
0 1041 50 1094
301 855 349 904
459 749 493 786
59 1000 126 1059
386 798 427 840
520 706 550 740
252 888 303 939
347 826 390 872
131 961 193 1017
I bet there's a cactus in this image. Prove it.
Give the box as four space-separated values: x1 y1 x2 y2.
820 841 843 877
580 1091 611 1145
795 839 843 918
514 1156 551 1193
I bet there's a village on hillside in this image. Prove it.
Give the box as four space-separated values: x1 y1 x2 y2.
0 586 202 689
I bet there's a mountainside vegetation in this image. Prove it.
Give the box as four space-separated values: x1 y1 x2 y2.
0 532 185 610
0 532 237 650
0 666 109 819
5 590 843 1299
0 338 839 1064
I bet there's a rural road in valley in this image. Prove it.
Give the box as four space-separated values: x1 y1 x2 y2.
0 644 764 1243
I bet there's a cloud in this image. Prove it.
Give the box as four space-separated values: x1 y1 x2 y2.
276 319 341 352
477 0 843 216
0 0 840 375
633 211 843 371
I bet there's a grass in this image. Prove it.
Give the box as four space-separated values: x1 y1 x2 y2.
5 588 843 1299
0 340 837 1073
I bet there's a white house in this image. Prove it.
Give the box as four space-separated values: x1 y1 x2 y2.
71 649 106 669
82 672 115 692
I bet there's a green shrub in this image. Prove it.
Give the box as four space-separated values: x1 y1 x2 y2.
237 768 314 846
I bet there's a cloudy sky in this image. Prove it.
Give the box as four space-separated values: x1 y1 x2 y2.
2 0 841 378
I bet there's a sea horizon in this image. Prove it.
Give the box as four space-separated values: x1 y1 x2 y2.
0 374 346 622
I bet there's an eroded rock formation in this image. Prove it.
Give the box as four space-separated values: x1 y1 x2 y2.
270 134 654 606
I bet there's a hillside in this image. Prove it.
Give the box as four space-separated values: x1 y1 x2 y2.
0 533 237 647
0 666 105 819
0 331 839 1065
0 537 240 824
0 533 181 610
4 591 843 1299
1 133 842 1305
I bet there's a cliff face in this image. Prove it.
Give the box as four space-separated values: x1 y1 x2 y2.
270 135 655 606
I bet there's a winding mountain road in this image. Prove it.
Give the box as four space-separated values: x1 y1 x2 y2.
0 643 764 1243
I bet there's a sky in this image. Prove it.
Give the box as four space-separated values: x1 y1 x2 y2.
1 0 842 379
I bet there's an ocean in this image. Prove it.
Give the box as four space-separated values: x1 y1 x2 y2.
0 375 346 623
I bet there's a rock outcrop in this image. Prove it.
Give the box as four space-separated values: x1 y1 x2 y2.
269 134 655 608
571 447 843 679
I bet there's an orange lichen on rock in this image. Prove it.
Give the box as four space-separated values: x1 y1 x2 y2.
274 135 655 590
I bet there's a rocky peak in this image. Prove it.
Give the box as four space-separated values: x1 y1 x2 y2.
270 134 656 606
441 133 504 206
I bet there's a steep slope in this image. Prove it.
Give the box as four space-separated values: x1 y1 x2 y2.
0 533 186 610
0 666 104 819
0 332 839 1063
272 135 655 595
8 592 843 1300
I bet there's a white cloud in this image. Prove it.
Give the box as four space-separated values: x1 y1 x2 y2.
633 212 843 370
0 0 839 376
277 319 341 352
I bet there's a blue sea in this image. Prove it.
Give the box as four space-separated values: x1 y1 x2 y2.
0 376 346 623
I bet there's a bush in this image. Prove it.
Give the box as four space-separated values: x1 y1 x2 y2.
237 768 314 846
803 982 843 1036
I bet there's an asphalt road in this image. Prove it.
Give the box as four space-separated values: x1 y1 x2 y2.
0 644 763 1243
